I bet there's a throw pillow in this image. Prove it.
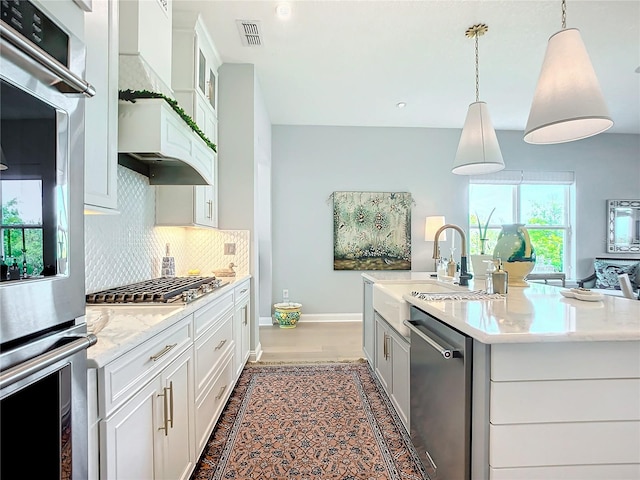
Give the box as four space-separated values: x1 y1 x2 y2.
594 260 640 290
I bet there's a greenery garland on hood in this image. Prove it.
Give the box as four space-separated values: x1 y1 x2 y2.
118 89 217 153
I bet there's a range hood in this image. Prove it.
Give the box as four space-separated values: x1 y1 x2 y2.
118 95 214 186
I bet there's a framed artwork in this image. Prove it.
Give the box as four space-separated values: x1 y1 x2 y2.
333 191 412 270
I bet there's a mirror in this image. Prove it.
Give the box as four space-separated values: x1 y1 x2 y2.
608 199 640 253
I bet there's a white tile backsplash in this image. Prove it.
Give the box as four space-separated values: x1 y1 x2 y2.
85 165 249 293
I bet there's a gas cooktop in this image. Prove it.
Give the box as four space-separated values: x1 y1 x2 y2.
86 276 227 305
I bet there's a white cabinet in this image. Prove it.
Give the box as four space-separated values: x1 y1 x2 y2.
192 291 235 455
233 280 251 378
84 0 118 212
362 279 375 366
172 12 219 144
154 13 220 228
97 315 195 480
100 347 195 480
374 313 410 430
155 178 218 228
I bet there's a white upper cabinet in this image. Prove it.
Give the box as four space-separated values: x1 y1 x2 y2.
155 11 219 228
171 12 220 144
84 0 119 213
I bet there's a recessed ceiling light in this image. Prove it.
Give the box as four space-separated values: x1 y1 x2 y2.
396 102 407 109
275 3 292 20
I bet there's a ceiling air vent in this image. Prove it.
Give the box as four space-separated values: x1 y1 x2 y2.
236 20 263 47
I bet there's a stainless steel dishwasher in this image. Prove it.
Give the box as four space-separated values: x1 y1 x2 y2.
404 306 473 480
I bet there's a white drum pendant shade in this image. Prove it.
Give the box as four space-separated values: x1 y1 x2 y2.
524 28 613 144
452 101 505 175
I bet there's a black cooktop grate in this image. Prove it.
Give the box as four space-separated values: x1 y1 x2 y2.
86 277 218 304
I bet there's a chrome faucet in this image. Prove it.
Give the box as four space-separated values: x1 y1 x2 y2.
432 224 473 286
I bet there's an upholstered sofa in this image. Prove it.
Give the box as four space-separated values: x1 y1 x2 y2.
577 257 640 297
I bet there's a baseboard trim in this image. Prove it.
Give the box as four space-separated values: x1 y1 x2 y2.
259 313 362 325
250 342 263 362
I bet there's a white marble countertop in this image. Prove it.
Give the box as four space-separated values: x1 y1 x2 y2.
364 273 640 344
85 275 251 368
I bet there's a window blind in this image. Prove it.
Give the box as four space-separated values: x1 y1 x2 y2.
469 170 575 185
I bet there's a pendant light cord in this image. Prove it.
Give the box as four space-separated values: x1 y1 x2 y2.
561 0 567 29
475 33 480 102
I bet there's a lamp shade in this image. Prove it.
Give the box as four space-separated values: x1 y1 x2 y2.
425 216 446 241
452 101 505 175
524 28 613 144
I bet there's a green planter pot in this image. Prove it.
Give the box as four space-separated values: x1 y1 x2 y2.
273 303 302 328
493 224 536 287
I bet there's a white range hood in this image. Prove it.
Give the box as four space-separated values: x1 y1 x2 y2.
118 96 214 185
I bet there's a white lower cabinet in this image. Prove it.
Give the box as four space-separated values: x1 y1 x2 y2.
100 347 194 480
233 280 251 378
362 279 375 366
94 281 253 479
374 313 410 430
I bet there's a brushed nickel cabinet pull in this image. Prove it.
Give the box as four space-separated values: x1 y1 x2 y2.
215 339 227 351
158 388 169 436
240 288 248 294
168 381 174 429
150 343 178 362
215 385 227 400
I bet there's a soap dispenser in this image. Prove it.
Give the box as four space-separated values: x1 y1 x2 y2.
492 259 508 294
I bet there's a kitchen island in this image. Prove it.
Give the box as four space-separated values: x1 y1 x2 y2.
363 272 640 480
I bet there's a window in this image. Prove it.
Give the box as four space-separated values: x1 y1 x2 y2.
468 170 574 276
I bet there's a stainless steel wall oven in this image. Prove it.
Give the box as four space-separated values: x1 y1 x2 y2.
0 2 96 479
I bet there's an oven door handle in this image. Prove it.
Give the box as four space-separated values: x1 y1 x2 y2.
403 320 459 360
1 23 96 97
0 334 98 390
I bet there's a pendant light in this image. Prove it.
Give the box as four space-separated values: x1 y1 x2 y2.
452 24 505 176
524 0 613 144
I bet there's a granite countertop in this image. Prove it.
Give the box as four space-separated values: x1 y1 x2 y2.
364 273 640 344
85 274 250 368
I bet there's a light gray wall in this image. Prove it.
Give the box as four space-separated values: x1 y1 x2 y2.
218 63 272 350
272 126 639 314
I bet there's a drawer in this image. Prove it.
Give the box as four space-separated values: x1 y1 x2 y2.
491 464 640 480
99 315 192 417
195 352 233 455
490 421 640 468
194 308 234 395
491 342 640 381
234 280 250 305
193 291 234 338
490 378 640 424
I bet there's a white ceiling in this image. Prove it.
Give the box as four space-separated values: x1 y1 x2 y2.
174 0 640 134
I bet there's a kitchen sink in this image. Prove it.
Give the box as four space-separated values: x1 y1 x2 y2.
372 280 468 337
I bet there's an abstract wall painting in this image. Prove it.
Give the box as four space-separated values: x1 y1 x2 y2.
333 191 412 270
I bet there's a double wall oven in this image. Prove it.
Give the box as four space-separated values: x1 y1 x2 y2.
1 1 95 479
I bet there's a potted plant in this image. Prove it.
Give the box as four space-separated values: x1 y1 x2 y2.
471 208 495 280
476 207 495 255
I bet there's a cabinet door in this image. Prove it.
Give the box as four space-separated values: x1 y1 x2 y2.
390 333 410 430
233 282 251 378
100 376 163 480
194 186 216 228
160 349 195 480
84 0 118 212
374 315 392 393
363 280 375 367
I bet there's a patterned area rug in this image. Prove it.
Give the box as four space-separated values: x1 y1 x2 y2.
191 363 428 480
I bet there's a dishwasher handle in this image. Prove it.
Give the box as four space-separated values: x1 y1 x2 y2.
403 320 460 360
